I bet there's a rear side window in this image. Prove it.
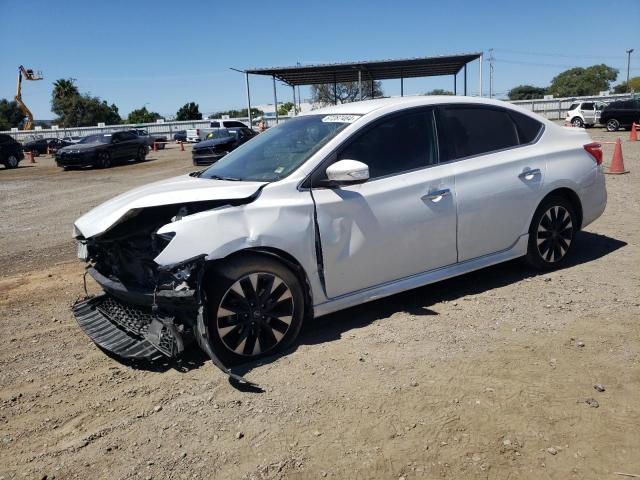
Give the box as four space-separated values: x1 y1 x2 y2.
210 121 220 128
509 110 544 144
338 109 438 179
440 106 519 160
568 103 579 111
582 102 594 110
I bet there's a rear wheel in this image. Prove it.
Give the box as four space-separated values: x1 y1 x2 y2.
571 117 584 128
525 196 577 270
136 146 146 162
5 155 19 169
606 119 620 132
206 254 305 365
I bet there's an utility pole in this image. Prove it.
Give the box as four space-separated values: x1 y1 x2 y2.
626 49 634 92
490 49 495 98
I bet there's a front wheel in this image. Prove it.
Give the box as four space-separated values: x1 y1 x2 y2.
525 196 577 270
206 254 305 365
136 146 147 162
606 119 620 132
97 152 112 169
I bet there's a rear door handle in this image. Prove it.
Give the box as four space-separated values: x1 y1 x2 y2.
421 188 451 202
518 168 541 181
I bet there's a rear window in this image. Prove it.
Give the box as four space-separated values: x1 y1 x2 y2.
441 106 519 160
509 111 544 144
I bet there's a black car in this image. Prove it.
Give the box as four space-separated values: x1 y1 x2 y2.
601 99 640 132
55 131 148 169
191 127 256 166
23 137 71 156
0 134 24 169
173 130 187 142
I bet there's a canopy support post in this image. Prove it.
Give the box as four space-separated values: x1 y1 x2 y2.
272 75 279 124
464 64 467 96
400 73 404 97
358 70 362 100
245 72 252 128
292 85 297 115
370 79 374 99
333 75 337 105
453 73 457 95
479 53 483 97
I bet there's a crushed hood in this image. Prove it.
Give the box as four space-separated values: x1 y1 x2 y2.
74 174 266 238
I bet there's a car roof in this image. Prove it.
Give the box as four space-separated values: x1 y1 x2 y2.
303 95 539 117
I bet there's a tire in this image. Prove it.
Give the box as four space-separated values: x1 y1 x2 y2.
571 117 584 128
97 151 112 169
525 195 577 270
606 119 620 132
136 146 146 162
5 155 19 169
205 254 305 365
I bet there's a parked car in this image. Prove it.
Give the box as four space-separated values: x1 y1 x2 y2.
62 136 83 144
55 131 148 169
173 130 187 142
186 119 250 142
130 129 167 150
0 134 24 169
23 137 58 156
191 127 257 166
71 97 606 381
47 138 73 154
565 101 606 128
600 99 640 131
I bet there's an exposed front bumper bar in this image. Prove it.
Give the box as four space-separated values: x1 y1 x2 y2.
73 294 185 360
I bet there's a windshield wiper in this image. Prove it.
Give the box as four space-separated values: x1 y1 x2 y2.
208 174 241 181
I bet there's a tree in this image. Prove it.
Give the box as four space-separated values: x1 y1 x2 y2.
613 76 640 94
507 85 547 100
176 102 202 121
209 107 264 119
311 81 383 106
0 99 25 130
277 102 295 116
547 64 618 98
51 78 121 127
127 106 162 124
424 89 454 96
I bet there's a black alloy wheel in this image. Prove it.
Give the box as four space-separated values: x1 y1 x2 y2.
526 196 577 270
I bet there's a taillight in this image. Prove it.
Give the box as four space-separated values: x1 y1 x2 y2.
584 142 602 165
196 129 200 135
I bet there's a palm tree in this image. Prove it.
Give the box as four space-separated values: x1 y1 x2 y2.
52 78 79 100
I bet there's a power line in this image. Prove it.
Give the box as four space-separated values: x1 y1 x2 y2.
492 48 628 60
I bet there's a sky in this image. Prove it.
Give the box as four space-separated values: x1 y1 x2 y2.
1 0 638 120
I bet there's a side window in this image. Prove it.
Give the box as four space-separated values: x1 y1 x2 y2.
338 109 438 179
509 110 544 144
568 103 579 111
210 122 220 128
582 102 594 110
120 132 136 141
441 106 519 160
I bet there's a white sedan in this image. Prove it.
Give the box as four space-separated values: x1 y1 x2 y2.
72 96 607 380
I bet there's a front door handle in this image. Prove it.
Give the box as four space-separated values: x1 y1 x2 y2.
518 168 541 181
421 188 451 202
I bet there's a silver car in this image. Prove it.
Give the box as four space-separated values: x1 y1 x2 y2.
72 97 606 382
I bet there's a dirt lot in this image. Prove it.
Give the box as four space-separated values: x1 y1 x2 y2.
0 132 638 480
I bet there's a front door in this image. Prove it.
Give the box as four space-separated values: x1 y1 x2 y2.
311 108 458 298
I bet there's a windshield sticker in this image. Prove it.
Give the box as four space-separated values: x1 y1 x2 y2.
321 114 361 123
274 166 284 174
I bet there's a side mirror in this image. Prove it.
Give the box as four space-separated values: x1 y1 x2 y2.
325 159 370 185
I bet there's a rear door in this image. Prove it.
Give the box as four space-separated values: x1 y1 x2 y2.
439 105 545 261
581 102 596 125
312 108 458 298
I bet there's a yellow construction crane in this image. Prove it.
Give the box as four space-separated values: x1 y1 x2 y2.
15 65 43 130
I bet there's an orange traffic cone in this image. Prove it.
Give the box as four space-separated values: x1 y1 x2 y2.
630 122 638 142
605 138 629 174
179 141 184 152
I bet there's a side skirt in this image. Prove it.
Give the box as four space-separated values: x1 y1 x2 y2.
313 235 528 318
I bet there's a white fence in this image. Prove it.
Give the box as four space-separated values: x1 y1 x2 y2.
2 93 636 142
511 93 635 120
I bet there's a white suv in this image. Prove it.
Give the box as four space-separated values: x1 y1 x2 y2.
72 97 607 383
565 101 607 128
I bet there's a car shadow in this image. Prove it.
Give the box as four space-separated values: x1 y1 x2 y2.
228 230 626 386
104 231 626 386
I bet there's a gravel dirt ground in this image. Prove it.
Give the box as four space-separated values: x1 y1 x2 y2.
0 131 638 480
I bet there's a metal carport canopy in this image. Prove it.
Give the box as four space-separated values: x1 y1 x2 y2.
245 52 482 86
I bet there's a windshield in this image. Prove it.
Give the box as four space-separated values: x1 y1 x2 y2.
200 114 357 181
80 134 112 144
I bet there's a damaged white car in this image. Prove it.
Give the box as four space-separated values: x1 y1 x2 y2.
72 97 607 382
